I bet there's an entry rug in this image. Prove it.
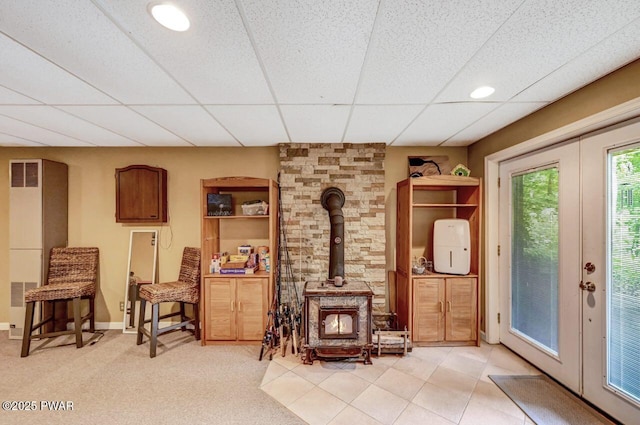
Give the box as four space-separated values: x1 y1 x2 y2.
489 375 612 425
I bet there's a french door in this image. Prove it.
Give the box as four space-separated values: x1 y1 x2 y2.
499 141 581 392
582 119 640 424
499 118 640 424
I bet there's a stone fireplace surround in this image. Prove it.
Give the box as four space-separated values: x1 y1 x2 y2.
278 143 386 319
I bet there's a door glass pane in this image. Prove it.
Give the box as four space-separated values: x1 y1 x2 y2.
511 166 559 354
609 146 640 403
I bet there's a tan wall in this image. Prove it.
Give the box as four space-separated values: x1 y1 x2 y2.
1 144 468 325
0 147 279 324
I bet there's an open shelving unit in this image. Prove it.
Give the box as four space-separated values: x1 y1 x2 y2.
396 175 482 346
200 177 278 344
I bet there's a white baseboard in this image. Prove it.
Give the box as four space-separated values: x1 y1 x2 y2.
0 323 9 331
95 322 124 330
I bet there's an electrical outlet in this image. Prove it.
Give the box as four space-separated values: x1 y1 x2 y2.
119 301 125 311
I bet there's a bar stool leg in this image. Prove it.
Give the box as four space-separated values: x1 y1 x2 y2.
21 302 35 357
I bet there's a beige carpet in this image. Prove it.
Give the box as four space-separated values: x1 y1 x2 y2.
0 330 305 425
490 375 612 425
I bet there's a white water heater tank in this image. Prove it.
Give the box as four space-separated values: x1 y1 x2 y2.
433 219 470 275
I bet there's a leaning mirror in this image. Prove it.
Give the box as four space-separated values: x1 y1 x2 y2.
123 230 158 333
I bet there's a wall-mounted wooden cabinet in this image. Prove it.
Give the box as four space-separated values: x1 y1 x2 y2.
200 177 278 344
115 165 167 223
396 175 481 346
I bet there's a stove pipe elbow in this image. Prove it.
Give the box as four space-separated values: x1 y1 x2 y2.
321 187 345 280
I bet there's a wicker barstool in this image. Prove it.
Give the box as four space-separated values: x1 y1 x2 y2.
21 247 99 357
137 247 201 358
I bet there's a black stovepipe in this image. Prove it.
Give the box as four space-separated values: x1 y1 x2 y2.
321 187 345 280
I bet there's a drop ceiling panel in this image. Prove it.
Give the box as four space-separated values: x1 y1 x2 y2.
0 86 40 104
241 0 378 104
0 33 116 104
0 115 94 146
442 102 548 146
58 106 190 146
280 105 350 142
0 0 193 104
0 2 639 148
95 0 273 104
435 0 640 103
0 106 139 146
512 19 640 103
343 105 424 143
394 103 499 146
205 105 289 146
131 106 239 146
0 132 45 147
356 0 523 104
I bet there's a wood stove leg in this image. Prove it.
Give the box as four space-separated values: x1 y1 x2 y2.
363 347 373 365
303 347 314 365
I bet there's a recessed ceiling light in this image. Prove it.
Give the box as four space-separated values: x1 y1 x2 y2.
470 86 495 99
149 3 190 32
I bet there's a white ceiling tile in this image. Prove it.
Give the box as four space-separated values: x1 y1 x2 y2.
57 106 190 146
94 0 273 104
0 115 94 146
205 105 289 146
343 105 424 143
0 86 41 104
241 0 378 104
356 0 523 104
0 2 638 147
0 106 140 146
443 102 548 146
280 105 350 142
512 19 640 103
0 0 193 104
0 34 117 104
0 132 45 146
435 0 640 103
394 103 499 146
131 106 239 146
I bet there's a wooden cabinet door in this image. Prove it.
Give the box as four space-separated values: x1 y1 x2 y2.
206 278 236 341
115 165 167 223
237 278 267 341
413 278 445 342
445 277 477 342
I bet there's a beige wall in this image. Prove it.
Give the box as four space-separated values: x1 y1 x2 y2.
1 144 468 325
0 147 280 324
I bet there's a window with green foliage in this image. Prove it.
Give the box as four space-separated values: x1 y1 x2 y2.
609 145 640 403
511 166 559 354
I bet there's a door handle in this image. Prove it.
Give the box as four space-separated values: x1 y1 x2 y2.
584 262 596 274
579 281 596 292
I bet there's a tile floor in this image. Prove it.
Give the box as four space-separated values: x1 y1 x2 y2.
260 342 541 425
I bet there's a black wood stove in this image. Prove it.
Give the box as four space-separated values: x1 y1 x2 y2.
302 187 373 365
